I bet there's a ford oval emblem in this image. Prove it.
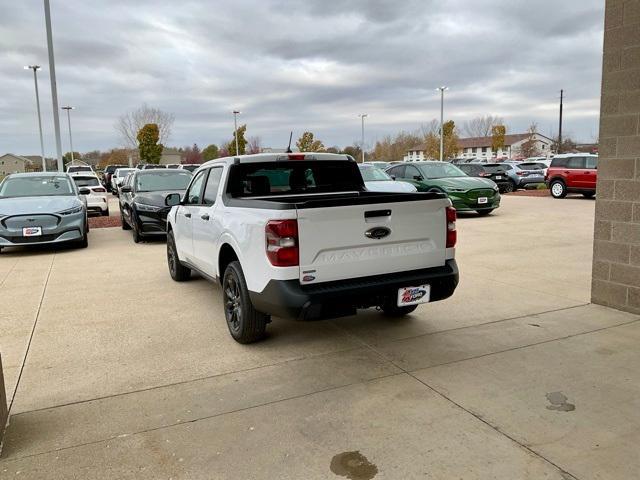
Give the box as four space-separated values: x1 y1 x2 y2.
365 226 391 239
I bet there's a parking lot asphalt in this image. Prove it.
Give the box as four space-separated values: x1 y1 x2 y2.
1 195 639 479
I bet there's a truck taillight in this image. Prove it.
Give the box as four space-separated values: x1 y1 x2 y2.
266 220 299 267
446 206 457 248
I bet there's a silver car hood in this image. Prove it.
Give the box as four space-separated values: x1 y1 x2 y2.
0 196 82 216
365 180 417 193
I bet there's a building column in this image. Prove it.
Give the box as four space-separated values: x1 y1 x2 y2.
592 0 640 314
0 354 7 448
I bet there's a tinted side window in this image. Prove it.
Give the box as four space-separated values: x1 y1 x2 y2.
586 157 598 169
551 157 569 168
567 157 586 169
389 165 405 177
186 170 207 205
405 165 421 178
203 168 223 205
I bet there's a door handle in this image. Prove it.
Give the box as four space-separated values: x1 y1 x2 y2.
184 212 191 218
201 214 210 221
563 171 570 174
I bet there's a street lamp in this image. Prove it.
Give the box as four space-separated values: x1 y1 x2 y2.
24 65 46 172
44 0 64 171
232 110 241 155
61 106 75 163
359 114 368 163
436 86 448 161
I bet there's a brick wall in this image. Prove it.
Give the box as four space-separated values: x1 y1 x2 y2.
592 0 640 314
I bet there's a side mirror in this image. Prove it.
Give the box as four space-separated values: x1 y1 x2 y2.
413 175 423 181
165 192 182 207
79 187 91 195
390 175 396 181
120 186 132 193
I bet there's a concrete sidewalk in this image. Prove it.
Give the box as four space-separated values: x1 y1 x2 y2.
1 196 638 479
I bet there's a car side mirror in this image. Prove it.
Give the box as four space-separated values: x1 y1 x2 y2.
120 186 132 193
165 192 182 207
413 175 423 181
79 187 91 195
390 175 396 180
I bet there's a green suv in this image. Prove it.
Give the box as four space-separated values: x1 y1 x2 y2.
385 162 500 215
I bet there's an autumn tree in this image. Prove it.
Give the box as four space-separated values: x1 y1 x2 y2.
117 104 174 149
424 120 459 160
137 123 164 164
463 115 505 138
63 152 82 164
341 144 362 160
372 130 422 161
202 144 219 161
296 131 325 152
491 125 507 152
184 144 203 164
518 123 541 158
227 124 247 156
99 149 129 168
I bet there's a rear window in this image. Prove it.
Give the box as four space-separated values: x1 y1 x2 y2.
73 177 100 187
518 163 544 170
483 165 508 173
227 161 364 197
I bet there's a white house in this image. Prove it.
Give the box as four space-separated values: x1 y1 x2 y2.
456 133 553 160
0 153 30 177
404 133 554 162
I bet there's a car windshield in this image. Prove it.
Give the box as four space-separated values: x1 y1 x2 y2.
68 166 92 173
518 163 544 170
116 169 135 177
418 163 467 179
0 175 75 197
359 166 392 182
136 171 192 192
73 177 100 187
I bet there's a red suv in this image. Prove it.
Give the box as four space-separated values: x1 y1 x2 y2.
546 154 598 199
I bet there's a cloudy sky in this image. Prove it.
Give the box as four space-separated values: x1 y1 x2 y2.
1 0 604 156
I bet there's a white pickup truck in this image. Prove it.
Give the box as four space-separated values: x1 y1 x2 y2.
164 153 459 343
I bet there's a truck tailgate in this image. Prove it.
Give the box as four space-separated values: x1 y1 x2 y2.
296 198 449 284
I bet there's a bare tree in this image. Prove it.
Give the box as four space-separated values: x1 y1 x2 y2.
462 115 505 138
420 119 440 136
116 103 175 148
247 136 262 154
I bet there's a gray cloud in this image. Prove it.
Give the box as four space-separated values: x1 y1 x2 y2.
0 0 604 155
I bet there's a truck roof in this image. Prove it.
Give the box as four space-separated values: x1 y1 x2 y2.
201 152 354 169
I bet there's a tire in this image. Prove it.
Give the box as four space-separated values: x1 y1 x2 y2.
502 181 514 193
382 303 418 317
476 209 494 216
582 192 595 199
77 222 89 249
121 209 131 230
167 231 191 281
131 212 142 243
101 208 110 217
222 261 269 343
550 180 567 199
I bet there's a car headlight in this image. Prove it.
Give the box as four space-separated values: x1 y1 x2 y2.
447 188 467 193
134 202 162 212
492 184 499 192
57 205 84 216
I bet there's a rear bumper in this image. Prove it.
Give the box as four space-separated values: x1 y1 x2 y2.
250 259 459 321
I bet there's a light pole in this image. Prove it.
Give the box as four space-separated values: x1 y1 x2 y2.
359 113 368 163
232 110 241 155
61 106 75 163
24 65 46 172
44 0 64 171
437 86 448 161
